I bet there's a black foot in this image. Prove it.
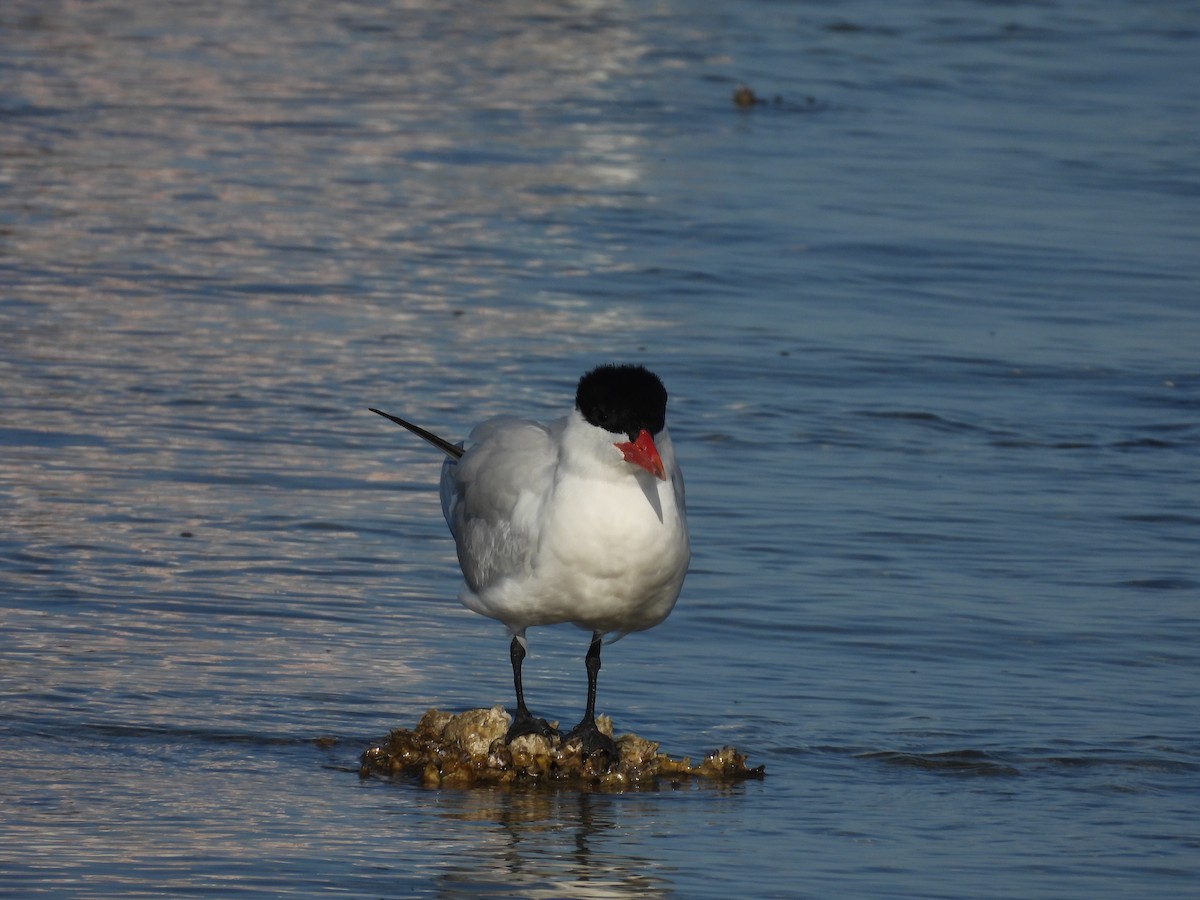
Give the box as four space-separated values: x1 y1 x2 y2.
565 717 619 762
505 708 559 743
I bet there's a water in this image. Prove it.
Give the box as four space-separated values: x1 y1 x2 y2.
2 0 1198 896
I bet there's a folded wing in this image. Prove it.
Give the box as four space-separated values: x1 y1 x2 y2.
440 417 560 594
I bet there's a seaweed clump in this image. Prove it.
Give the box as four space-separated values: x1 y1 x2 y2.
360 706 764 790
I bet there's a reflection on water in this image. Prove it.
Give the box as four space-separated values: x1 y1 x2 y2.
423 790 676 898
2 0 656 297
3 0 1199 896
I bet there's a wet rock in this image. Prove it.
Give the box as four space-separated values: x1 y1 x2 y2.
440 705 508 757
361 707 765 790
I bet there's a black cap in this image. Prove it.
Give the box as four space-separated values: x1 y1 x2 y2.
575 365 668 439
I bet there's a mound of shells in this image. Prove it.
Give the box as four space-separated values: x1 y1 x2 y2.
360 706 764 789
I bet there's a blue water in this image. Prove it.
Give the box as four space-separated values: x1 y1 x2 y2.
3 1 1198 896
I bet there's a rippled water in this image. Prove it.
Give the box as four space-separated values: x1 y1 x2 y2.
3 0 1198 896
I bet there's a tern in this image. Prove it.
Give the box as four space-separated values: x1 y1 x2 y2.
370 364 689 761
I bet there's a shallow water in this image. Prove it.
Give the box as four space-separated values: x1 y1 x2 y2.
2 0 1199 896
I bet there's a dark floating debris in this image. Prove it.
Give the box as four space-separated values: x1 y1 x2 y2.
732 84 822 111
360 707 765 789
733 84 760 108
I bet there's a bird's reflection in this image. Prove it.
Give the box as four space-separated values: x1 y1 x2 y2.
430 788 676 898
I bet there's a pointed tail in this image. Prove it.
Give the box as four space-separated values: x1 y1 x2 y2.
369 408 464 460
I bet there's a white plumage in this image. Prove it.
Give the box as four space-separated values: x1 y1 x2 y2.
371 364 689 761
445 407 688 639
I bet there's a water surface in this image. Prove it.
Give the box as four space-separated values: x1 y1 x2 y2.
2 1 1198 896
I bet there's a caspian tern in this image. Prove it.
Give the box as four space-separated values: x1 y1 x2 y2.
370 364 689 761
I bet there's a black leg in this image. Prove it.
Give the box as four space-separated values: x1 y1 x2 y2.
505 636 558 742
582 633 602 722
511 636 531 716
565 633 619 761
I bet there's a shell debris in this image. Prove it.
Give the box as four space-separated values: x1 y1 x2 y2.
360 706 765 789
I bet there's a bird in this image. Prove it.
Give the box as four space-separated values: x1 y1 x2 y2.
370 364 689 761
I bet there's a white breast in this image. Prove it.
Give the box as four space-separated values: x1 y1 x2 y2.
450 415 690 639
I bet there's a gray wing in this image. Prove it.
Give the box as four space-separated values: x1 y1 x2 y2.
439 416 559 593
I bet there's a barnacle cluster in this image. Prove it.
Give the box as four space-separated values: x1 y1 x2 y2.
360 706 764 789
